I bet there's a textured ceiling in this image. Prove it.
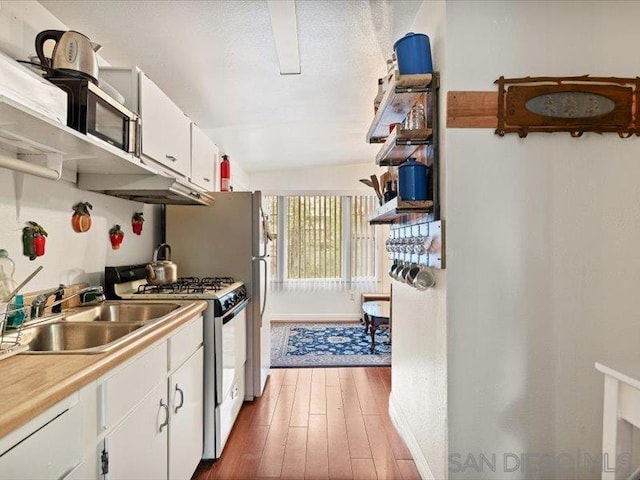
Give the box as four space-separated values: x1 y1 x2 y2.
38 0 422 172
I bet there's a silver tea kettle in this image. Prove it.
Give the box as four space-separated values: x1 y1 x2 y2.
146 244 178 285
35 30 101 84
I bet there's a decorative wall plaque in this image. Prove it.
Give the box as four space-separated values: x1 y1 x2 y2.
494 75 640 138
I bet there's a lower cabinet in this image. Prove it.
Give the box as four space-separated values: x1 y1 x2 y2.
104 347 205 480
169 347 204 480
0 315 205 480
102 317 204 480
106 382 168 480
0 395 82 480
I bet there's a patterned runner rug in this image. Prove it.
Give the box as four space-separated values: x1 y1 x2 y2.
271 322 391 368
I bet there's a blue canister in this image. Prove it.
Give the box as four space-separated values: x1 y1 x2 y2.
393 32 433 75
398 158 428 201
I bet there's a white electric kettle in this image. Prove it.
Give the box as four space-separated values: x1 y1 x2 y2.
35 30 101 84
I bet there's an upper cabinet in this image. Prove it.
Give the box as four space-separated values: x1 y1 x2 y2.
191 124 218 191
100 68 192 178
0 55 218 203
139 73 191 177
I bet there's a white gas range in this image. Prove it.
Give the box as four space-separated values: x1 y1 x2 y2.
105 265 248 460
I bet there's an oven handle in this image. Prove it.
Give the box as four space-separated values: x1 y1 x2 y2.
221 298 249 325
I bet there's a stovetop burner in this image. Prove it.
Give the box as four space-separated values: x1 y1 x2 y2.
135 276 236 295
104 266 246 314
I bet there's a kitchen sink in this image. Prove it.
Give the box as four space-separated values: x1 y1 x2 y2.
17 301 186 354
62 302 182 323
20 321 147 354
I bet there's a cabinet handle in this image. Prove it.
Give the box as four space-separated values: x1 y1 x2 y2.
165 154 177 162
159 399 169 432
203 177 211 183
174 384 185 414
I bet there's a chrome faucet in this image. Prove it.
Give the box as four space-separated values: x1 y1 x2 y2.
30 284 65 318
30 285 106 318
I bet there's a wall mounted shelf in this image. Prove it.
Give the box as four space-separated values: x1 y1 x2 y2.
368 196 434 225
375 126 433 166
366 72 435 143
366 71 440 226
365 67 443 266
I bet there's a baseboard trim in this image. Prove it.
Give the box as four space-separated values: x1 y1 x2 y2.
389 393 437 480
270 314 361 323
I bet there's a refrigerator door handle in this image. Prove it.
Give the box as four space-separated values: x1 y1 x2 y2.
259 206 269 258
258 257 268 322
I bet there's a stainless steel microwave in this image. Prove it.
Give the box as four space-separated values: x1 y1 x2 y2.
45 76 139 155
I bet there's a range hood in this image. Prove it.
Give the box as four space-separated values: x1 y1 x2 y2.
78 173 213 205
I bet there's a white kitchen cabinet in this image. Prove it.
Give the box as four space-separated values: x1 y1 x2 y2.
99 67 192 178
191 123 218 191
139 73 191 177
0 314 204 480
61 460 87 480
168 315 204 372
61 450 100 480
169 347 204 480
101 341 167 432
0 395 82 480
99 315 203 479
105 382 168 480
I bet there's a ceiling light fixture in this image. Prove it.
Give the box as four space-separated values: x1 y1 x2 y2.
266 0 301 75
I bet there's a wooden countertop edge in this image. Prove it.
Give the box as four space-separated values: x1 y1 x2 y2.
0 300 208 438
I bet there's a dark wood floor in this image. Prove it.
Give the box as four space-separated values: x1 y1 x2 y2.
192 367 419 480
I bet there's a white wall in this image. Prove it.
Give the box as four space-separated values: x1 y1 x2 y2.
387 2 449 480
0 1 67 61
251 162 389 321
445 2 640 479
0 165 160 290
250 162 386 196
0 1 160 292
230 160 251 192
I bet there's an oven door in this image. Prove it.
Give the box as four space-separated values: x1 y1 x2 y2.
215 299 248 405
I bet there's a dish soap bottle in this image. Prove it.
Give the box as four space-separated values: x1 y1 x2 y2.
7 294 25 328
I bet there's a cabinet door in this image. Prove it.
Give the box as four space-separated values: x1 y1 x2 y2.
191 124 217 191
101 341 167 432
139 73 191 177
106 382 168 480
0 404 82 480
169 347 204 480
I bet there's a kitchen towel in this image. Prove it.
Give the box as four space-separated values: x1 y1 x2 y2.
271 322 391 368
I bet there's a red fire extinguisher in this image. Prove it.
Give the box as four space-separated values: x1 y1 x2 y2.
220 154 231 192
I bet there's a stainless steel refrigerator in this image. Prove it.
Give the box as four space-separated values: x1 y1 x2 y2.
165 192 270 399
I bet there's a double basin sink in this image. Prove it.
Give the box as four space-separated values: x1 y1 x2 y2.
19 302 182 354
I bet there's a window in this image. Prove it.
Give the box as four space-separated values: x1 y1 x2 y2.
266 195 378 290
